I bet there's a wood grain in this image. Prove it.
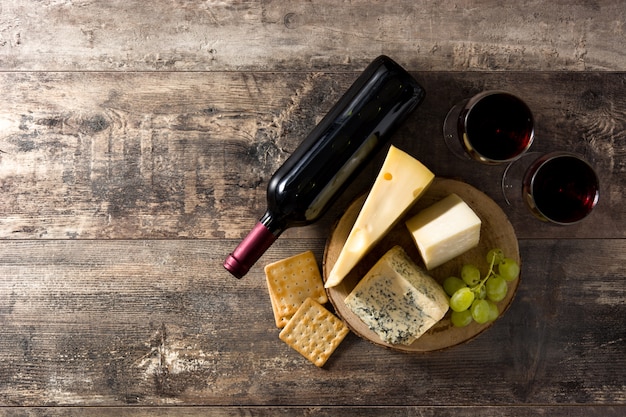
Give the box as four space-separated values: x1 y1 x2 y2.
0 406 625 417
0 72 624 240
1 0 625 72
1 0 625 413
0 239 624 406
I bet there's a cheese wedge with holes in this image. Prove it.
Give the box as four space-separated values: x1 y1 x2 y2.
325 146 434 288
344 245 449 345
405 193 481 270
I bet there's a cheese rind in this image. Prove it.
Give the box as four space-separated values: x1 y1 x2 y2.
325 146 434 288
344 245 449 345
405 193 481 270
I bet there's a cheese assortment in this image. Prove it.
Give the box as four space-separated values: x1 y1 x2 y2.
344 245 449 345
262 151 509 360
405 193 481 270
325 145 434 288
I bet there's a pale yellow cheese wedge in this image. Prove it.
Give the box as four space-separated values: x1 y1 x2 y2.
325 146 434 288
405 193 481 270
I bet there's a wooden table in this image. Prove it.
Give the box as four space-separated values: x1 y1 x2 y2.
0 1 624 415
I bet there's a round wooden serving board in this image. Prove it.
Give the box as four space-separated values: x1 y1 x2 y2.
323 177 521 353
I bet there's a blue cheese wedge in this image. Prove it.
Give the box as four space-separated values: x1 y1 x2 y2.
344 246 449 346
405 193 481 270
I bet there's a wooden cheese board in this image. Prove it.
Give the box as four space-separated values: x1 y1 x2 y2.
323 177 521 353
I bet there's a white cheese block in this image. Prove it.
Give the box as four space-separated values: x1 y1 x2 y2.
325 146 434 288
405 193 481 270
344 245 449 345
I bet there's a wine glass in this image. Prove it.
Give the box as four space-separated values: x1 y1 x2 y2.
502 151 600 225
443 90 535 164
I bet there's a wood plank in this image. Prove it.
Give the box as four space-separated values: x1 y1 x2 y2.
0 71 624 240
1 406 625 417
0 239 624 406
1 0 623 414
0 0 625 72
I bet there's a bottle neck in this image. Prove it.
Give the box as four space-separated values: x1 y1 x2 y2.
223 211 282 278
259 210 286 236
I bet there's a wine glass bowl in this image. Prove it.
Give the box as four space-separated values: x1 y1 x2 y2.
443 91 535 164
502 151 600 225
522 152 599 225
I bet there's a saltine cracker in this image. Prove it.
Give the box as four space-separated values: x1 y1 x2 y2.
279 297 349 367
264 251 328 327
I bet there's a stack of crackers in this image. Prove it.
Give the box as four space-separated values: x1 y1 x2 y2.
264 251 349 367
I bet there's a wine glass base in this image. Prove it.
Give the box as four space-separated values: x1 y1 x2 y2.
442 101 472 161
501 151 541 206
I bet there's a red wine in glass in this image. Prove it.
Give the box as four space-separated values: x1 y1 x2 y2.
444 91 534 164
522 152 599 224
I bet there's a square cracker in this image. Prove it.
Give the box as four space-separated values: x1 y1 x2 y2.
264 251 328 328
279 297 349 367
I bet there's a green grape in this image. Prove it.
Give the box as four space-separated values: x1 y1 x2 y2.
486 300 499 322
443 276 467 297
486 248 505 265
449 287 475 312
451 309 473 327
470 299 490 324
461 264 481 286
499 257 520 281
485 275 508 302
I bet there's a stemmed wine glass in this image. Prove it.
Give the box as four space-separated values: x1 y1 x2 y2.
502 151 600 225
443 90 535 164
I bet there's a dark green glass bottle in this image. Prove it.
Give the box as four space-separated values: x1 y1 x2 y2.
224 55 425 278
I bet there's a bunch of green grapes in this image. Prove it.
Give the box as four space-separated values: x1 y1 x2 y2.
443 248 519 327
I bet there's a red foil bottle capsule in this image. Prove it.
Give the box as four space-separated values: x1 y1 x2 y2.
224 55 425 278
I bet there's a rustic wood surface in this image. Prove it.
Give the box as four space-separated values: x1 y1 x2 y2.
0 1 625 416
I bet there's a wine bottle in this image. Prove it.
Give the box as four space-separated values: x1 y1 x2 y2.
224 55 425 278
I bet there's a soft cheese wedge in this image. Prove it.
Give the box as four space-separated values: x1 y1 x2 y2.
405 193 481 270
344 245 449 345
325 146 434 288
